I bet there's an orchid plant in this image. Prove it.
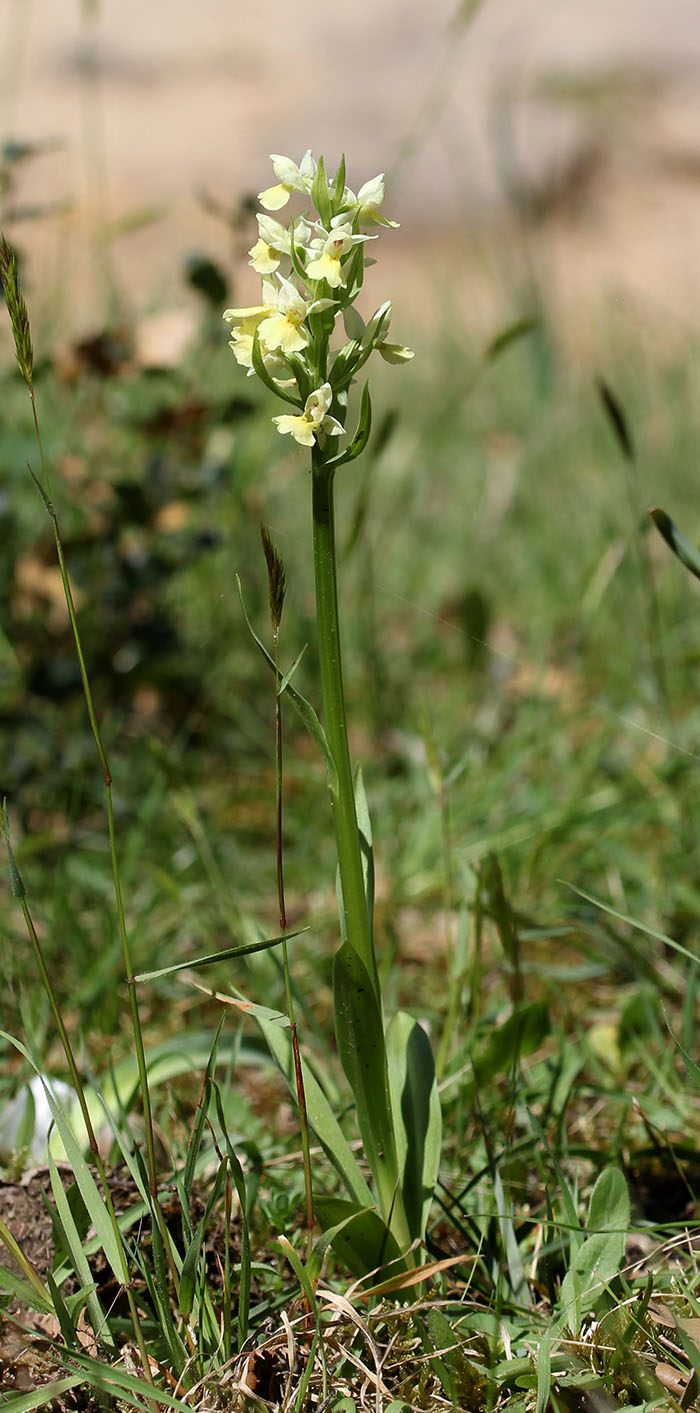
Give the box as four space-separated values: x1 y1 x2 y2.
227 152 441 1275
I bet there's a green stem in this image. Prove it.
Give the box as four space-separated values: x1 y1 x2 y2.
311 456 378 996
273 626 315 1254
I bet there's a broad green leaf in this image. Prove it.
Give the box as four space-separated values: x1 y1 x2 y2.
259 1016 372 1208
306 1203 381 1284
588 1165 629 1236
333 943 409 1250
313 1196 403 1278
558 1167 629 1332
386 1011 441 1242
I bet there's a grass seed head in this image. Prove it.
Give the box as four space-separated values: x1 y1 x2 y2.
260 522 286 631
0 235 34 388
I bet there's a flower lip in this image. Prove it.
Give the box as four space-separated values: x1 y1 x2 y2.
273 382 344 446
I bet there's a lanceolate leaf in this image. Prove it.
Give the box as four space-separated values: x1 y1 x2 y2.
333 943 409 1252
133 929 299 982
558 1166 630 1334
386 1011 441 1243
326 382 372 469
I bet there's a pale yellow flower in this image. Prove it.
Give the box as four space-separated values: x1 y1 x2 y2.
249 214 312 274
305 222 374 289
343 173 399 228
258 276 312 354
273 383 343 447
258 151 316 211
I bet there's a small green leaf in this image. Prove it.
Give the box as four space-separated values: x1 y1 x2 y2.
558 1167 629 1332
332 154 347 208
343 305 365 341
327 382 372 469
278 643 308 694
133 930 297 982
311 154 331 226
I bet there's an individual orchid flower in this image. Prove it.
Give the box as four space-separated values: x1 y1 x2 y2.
249 214 312 275
257 276 313 354
358 174 398 227
258 275 336 355
258 151 316 211
225 277 310 357
272 383 344 447
305 222 374 289
341 173 399 228
223 280 276 332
